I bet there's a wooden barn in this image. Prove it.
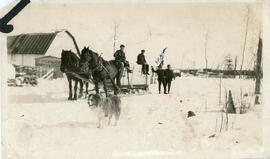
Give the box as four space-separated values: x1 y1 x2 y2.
7 33 57 66
7 31 77 78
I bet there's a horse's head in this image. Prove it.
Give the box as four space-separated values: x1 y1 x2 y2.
60 50 80 72
80 47 92 63
80 46 100 69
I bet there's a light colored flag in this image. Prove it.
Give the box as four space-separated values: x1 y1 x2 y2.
155 47 167 67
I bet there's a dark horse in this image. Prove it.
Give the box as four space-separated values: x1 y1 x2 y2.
60 50 89 100
80 47 124 97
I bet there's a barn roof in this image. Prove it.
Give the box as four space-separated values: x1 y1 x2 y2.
7 32 57 55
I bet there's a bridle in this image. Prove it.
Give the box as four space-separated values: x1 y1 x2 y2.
82 49 106 74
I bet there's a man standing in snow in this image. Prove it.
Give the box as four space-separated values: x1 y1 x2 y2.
114 44 132 73
152 65 166 94
137 49 149 75
164 64 174 94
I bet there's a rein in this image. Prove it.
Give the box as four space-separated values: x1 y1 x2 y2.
94 54 113 78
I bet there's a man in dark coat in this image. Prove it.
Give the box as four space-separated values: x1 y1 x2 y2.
114 44 132 73
137 49 149 75
152 65 166 94
164 64 174 94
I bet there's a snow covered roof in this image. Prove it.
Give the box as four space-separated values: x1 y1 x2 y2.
7 32 57 55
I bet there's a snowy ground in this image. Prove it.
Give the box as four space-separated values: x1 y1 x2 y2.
2 76 264 159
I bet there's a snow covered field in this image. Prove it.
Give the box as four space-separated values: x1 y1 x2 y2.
2 77 263 159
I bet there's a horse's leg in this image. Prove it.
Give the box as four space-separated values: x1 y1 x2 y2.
116 76 121 87
68 78 72 100
85 82 89 98
109 77 118 95
103 79 108 97
127 69 130 86
95 82 99 94
78 80 83 98
73 80 78 100
119 66 125 86
114 77 118 87
115 112 120 126
108 114 112 125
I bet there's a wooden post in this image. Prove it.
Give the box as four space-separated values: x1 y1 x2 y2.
64 30 81 57
127 69 130 88
225 89 229 130
219 74 223 132
255 37 262 104
145 74 148 84
227 90 236 114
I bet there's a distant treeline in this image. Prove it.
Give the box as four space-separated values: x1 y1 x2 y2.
179 69 261 79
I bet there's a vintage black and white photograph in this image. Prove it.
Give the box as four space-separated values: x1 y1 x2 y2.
1 1 269 159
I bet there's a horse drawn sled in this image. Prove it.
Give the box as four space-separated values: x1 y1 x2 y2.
105 64 149 93
58 30 149 100
60 47 149 99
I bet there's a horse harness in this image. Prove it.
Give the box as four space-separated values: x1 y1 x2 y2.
90 55 114 81
90 56 104 73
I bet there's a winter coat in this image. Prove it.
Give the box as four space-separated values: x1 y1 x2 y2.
152 68 165 80
137 53 147 65
165 69 174 81
114 50 126 62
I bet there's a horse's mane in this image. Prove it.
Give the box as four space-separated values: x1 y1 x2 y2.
61 50 80 71
81 47 98 56
80 47 118 73
81 47 104 63
62 50 80 61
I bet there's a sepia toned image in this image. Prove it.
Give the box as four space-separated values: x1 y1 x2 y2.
0 1 268 159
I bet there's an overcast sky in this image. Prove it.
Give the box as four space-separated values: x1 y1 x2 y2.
4 2 262 69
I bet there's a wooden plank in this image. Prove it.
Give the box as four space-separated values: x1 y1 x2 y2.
106 84 148 90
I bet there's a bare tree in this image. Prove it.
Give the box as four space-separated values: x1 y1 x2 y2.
204 30 209 70
240 6 250 71
224 54 234 70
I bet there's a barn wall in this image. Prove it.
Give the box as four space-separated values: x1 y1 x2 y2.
8 54 43 66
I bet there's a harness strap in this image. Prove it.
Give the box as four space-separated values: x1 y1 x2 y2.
91 56 103 72
88 52 119 91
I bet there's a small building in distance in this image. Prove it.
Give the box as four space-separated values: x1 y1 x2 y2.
35 56 63 78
